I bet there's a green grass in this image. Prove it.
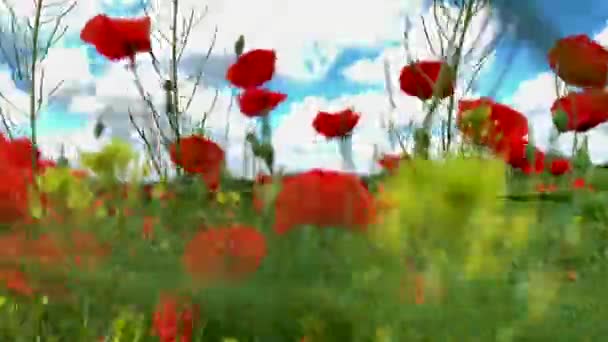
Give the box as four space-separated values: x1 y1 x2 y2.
1 164 608 341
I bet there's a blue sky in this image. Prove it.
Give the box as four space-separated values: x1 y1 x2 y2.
0 0 607 175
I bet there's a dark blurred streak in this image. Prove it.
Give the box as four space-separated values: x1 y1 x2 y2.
482 0 564 97
491 0 563 55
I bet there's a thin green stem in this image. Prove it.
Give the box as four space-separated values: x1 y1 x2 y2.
170 0 182 176
30 0 44 171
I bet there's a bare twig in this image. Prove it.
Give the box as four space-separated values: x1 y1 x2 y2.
0 107 15 138
29 0 45 169
462 46 492 95
420 16 439 57
382 58 408 154
0 0 75 171
169 0 180 141
130 68 171 144
128 108 162 176
182 25 217 114
200 88 219 129
128 0 218 179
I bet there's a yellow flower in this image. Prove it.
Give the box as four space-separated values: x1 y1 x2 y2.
80 138 136 180
217 191 241 206
216 191 228 205
228 191 241 204
35 167 94 211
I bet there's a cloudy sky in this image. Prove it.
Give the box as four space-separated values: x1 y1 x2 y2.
0 0 607 178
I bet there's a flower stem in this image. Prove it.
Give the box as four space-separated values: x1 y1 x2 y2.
338 136 355 172
261 116 272 144
30 0 44 172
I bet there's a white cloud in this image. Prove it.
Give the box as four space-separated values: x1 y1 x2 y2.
594 21 608 44
68 95 105 113
341 59 381 84
36 120 111 161
146 0 425 80
509 73 558 114
37 47 94 98
95 63 155 100
0 69 30 125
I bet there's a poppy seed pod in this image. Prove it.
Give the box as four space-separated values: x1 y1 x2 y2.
552 109 569 133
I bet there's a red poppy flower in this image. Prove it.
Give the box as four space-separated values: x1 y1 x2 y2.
0 134 55 224
0 231 26 260
551 89 608 132
0 164 33 224
237 88 287 117
0 231 33 295
499 136 545 174
182 225 267 283
572 178 586 189
59 230 109 270
312 109 360 139
0 229 108 298
0 134 55 172
0 269 33 296
272 169 376 234
399 60 455 100
549 158 572 175
536 183 557 193
169 135 225 191
377 153 410 174
226 49 276 88
0 136 38 169
572 177 594 191
22 234 65 268
20 230 108 272
535 182 546 193
548 34 608 89
80 14 152 62
153 294 199 342
457 98 529 152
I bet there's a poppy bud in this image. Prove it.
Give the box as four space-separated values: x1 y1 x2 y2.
93 119 106 138
253 142 274 172
245 132 259 145
552 109 569 132
234 35 245 57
